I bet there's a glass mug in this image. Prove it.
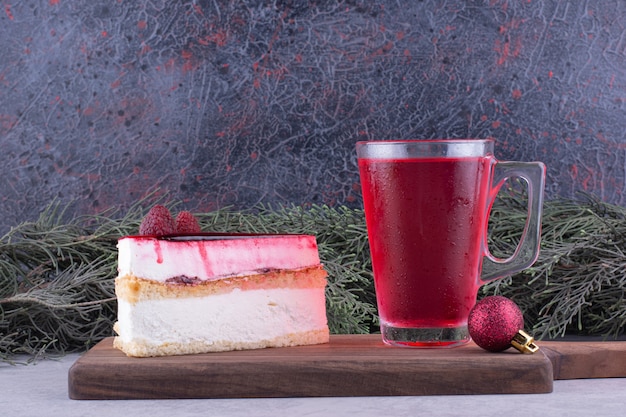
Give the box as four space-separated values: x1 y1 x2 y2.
356 139 545 347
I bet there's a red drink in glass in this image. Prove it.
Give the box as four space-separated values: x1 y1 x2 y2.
357 140 545 347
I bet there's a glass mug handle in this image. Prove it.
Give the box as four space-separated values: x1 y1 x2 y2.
480 161 546 283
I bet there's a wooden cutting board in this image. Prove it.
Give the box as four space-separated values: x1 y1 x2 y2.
68 335 626 400
69 335 554 399
540 339 626 380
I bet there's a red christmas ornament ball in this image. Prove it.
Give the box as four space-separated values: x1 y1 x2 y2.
468 296 524 352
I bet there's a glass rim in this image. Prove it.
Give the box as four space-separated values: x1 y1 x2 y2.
356 139 494 159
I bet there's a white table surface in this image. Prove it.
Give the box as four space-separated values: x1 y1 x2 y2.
2 353 625 417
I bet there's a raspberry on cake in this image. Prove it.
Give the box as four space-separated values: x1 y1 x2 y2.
174 211 202 234
138 205 176 236
113 208 330 357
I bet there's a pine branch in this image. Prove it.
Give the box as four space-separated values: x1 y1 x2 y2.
1 190 626 363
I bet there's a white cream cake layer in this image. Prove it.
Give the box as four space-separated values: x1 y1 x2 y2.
114 287 329 357
117 234 322 283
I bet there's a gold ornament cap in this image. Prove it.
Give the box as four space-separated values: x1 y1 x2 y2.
510 329 539 354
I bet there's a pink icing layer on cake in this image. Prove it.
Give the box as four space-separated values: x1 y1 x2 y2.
117 233 322 283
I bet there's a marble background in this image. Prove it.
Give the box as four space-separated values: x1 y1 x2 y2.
1 0 625 233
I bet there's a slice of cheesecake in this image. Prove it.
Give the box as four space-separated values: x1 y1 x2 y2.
113 234 329 357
